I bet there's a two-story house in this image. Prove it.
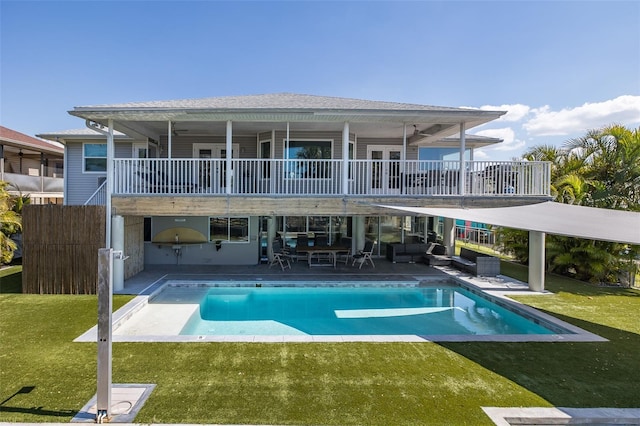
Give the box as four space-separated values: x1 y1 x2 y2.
38 93 552 288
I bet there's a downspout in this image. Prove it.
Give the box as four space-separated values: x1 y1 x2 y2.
459 122 466 196
286 122 290 193
59 138 68 204
402 123 407 191
0 144 4 182
85 119 112 247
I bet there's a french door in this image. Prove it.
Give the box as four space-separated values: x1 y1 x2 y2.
193 144 238 191
367 146 402 194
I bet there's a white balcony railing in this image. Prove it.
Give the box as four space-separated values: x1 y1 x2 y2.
111 159 551 197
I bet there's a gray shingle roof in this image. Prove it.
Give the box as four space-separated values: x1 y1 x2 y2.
37 128 126 136
75 93 474 112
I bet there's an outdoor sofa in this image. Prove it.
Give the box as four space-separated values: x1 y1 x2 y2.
423 243 451 266
451 247 500 276
385 242 430 263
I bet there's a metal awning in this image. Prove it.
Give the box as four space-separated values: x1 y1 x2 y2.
378 201 640 245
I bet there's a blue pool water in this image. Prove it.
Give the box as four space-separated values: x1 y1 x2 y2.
178 285 560 336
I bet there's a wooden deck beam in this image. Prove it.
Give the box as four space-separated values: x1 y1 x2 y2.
111 195 548 217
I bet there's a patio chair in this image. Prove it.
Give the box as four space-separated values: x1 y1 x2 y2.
352 240 376 269
314 234 328 247
269 240 292 271
296 233 309 262
337 247 352 265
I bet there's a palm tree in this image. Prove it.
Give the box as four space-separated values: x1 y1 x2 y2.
0 181 22 264
498 125 639 284
564 125 640 210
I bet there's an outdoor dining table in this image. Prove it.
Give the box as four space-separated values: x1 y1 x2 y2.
296 245 350 268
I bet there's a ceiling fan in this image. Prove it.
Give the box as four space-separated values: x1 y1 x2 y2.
171 122 189 136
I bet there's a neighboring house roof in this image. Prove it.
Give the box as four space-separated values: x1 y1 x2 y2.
438 134 503 148
37 128 131 144
0 125 64 155
68 93 506 144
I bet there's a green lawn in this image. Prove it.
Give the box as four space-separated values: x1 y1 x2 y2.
1 264 639 424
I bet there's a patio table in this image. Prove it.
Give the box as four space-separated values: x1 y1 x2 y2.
296 246 350 268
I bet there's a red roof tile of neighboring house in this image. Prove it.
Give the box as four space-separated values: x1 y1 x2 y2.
0 125 64 155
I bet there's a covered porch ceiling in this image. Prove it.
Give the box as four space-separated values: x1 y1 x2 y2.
377 202 640 245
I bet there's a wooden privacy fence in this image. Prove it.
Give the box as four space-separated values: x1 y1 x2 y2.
22 205 105 294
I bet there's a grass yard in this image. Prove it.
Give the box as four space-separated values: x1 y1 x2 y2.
1 263 639 424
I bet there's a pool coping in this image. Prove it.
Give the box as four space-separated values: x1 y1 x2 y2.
482 406 640 425
75 271 607 344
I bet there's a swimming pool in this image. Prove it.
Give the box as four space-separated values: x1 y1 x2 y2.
180 285 556 336
97 279 607 342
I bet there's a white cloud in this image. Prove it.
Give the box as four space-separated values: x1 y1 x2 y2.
523 95 640 136
478 104 531 122
473 127 526 160
475 127 527 152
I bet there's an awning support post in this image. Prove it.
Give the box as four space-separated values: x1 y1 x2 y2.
528 230 546 292
443 217 455 257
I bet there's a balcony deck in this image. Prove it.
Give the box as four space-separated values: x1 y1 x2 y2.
106 159 550 215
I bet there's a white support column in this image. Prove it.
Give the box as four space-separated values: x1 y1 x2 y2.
226 120 232 194
342 122 349 195
105 120 114 248
167 121 172 159
267 216 276 261
112 215 124 292
402 124 407 161
528 230 546 292
285 122 290 159
354 216 365 252
443 217 455 256
459 122 466 196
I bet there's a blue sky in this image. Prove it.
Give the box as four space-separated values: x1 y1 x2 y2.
1 0 639 160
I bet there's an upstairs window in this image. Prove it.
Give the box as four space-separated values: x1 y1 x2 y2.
285 140 332 179
83 143 107 172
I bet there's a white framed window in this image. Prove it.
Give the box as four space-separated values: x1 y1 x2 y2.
209 217 249 243
83 143 107 173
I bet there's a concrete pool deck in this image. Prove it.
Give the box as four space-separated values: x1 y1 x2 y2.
74 261 606 343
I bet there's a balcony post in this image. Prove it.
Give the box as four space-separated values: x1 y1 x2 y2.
167 121 172 158
459 122 466 196
342 122 349 195
226 120 232 194
105 119 114 248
